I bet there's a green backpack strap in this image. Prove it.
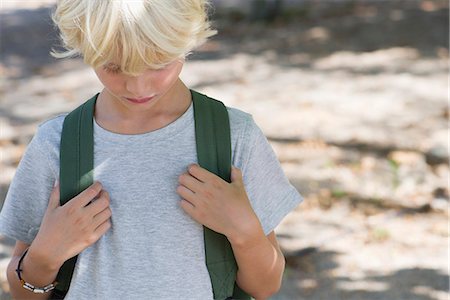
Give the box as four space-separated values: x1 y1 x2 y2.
191 90 252 300
53 90 252 299
51 94 96 299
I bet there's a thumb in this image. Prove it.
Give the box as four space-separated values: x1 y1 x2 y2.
47 180 61 210
231 166 243 184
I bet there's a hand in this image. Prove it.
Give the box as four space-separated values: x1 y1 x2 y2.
176 164 260 243
30 181 112 268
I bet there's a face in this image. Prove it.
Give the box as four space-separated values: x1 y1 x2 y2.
93 59 184 112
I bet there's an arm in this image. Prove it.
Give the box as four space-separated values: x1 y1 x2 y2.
177 164 289 299
7 240 62 300
229 227 286 300
6 182 112 300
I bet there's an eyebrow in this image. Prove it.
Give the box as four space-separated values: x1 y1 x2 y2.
104 62 121 68
103 62 121 70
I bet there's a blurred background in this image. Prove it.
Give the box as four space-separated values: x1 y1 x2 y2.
0 0 448 299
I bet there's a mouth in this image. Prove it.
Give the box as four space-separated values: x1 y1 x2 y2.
125 95 156 104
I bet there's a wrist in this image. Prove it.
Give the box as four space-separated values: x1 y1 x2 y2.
27 243 63 272
227 214 266 248
16 248 58 294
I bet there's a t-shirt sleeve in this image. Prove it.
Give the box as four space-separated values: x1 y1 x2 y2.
240 117 303 236
0 128 57 244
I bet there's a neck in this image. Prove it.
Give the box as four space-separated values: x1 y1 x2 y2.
94 80 192 134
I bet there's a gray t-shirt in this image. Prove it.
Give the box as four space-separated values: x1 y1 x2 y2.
0 97 303 299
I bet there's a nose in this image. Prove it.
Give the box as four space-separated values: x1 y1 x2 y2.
126 74 150 98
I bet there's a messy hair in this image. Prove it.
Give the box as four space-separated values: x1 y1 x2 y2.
51 0 217 75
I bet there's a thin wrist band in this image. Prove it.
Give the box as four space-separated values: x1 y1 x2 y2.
15 247 58 293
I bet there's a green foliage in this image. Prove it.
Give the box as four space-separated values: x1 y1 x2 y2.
331 189 347 199
369 227 391 242
388 158 400 188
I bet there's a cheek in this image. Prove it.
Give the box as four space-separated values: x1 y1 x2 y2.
152 64 183 88
95 70 124 91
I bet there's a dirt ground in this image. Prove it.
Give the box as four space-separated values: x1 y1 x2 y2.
0 1 449 299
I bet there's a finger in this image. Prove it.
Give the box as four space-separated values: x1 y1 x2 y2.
47 181 61 210
92 207 112 229
186 164 215 183
178 173 203 193
94 219 112 236
188 164 228 187
176 185 196 204
85 190 110 216
179 198 196 216
70 181 103 209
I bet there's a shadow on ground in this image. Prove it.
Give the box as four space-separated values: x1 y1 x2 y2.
0 2 448 300
277 246 449 299
1 1 448 80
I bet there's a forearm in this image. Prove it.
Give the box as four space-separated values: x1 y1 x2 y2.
228 222 285 299
7 245 62 300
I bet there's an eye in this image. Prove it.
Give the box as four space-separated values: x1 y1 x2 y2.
102 63 121 74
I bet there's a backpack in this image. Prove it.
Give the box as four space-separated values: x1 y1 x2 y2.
50 90 253 300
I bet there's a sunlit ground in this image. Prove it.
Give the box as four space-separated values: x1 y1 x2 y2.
0 1 448 299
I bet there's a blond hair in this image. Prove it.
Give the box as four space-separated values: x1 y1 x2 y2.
51 0 217 75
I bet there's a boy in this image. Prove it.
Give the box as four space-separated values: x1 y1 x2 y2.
0 0 303 299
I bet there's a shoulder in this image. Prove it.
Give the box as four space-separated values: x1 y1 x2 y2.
37 113 68 130
222 104 268 172
227 106 264 144
193 90 255 135
226 106 254 134
198 91 259 145
8 113 68 181
35 113 68 144
224 105 263 149
29 113 68 166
